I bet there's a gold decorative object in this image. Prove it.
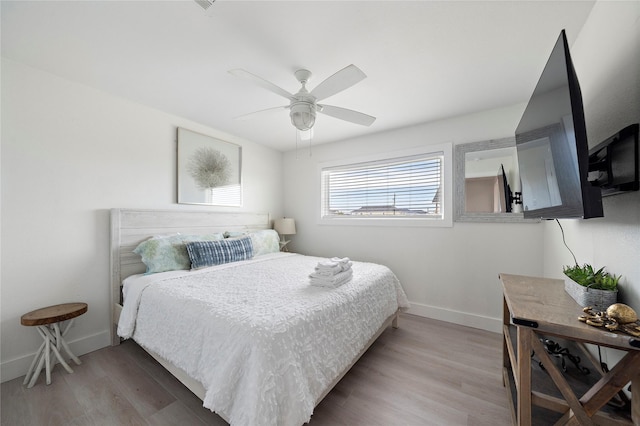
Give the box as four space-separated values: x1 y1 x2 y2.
606 303 638 324
578 304 640 337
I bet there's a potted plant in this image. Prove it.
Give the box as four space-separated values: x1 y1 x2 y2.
563 263 621 310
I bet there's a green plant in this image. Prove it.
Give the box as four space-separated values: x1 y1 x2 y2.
563 263 621 291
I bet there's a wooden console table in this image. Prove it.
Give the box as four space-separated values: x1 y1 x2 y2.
500 273 640 425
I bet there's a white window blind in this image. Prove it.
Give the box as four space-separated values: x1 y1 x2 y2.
321 152 444 219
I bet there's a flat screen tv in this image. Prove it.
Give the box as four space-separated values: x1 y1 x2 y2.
515 30 603 219
497 164 512 213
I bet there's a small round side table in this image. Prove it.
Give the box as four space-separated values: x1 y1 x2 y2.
20 302 88 388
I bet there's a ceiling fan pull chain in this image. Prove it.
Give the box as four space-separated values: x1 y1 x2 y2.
294 129 314 159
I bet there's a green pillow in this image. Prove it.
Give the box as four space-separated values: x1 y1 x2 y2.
250 230 280 256
134 233 224 274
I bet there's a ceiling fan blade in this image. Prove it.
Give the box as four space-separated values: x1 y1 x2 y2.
310 64 367 101
229 69 294 100
233 105 288 121
318 104 376 126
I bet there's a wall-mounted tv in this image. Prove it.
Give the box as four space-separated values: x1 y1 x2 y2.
515 30 603 219
497 164 512 213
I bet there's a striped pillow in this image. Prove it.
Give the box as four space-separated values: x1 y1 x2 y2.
185 237 254 269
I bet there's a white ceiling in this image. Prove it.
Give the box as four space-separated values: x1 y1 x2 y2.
1 0 596 152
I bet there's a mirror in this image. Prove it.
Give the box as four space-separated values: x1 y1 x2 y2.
454 137 531 222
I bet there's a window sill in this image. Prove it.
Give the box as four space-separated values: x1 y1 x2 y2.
318 216 452 228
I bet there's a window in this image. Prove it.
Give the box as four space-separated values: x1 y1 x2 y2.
320 144 452 227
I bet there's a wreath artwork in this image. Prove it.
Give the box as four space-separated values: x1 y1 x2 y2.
187 147 232 190
177 128 241 206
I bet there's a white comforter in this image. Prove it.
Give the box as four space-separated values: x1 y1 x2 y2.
118 252 409 426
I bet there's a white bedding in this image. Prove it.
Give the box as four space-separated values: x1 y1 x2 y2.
118 252 409 426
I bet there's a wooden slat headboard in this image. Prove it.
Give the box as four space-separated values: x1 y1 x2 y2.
110 208 271 345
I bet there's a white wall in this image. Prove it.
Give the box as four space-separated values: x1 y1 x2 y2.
283 105 544 333
541 1 640 366
0 59 284 382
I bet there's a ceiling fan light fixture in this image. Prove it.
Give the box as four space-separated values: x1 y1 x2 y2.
230 65 375 138
290 101 316 131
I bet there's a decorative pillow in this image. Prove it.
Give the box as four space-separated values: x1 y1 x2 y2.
186 236 254 269
134 233 224 274
250 229 280 256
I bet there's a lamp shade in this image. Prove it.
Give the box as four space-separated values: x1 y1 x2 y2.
274 218 296 235
290 102 315 131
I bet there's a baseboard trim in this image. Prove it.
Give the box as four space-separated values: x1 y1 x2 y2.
1 330 110 383
406 302 502 334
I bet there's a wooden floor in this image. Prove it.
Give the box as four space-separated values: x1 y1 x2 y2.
1 314 513 425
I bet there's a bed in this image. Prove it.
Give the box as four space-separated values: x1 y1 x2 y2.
110 209 409 426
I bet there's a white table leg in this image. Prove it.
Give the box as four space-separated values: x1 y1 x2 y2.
39 325 74 374
58 320 81 365
23 340 46 386
27 341 48 388
43 328 51 385
27 323 76 387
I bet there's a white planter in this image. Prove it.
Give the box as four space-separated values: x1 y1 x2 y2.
564 275 617 311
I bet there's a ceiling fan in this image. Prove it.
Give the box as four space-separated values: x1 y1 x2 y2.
228 64 376 132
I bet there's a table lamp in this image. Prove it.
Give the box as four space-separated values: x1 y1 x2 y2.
274 218 296 251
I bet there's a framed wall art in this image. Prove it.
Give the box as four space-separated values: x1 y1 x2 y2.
177 128 242 206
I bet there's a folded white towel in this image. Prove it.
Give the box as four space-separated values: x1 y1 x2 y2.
311 269 340 278
314 260 353 275
315 260 342 272
330 257 351 265
310 269 353 288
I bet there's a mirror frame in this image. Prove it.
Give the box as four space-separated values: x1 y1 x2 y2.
454 137 533 223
